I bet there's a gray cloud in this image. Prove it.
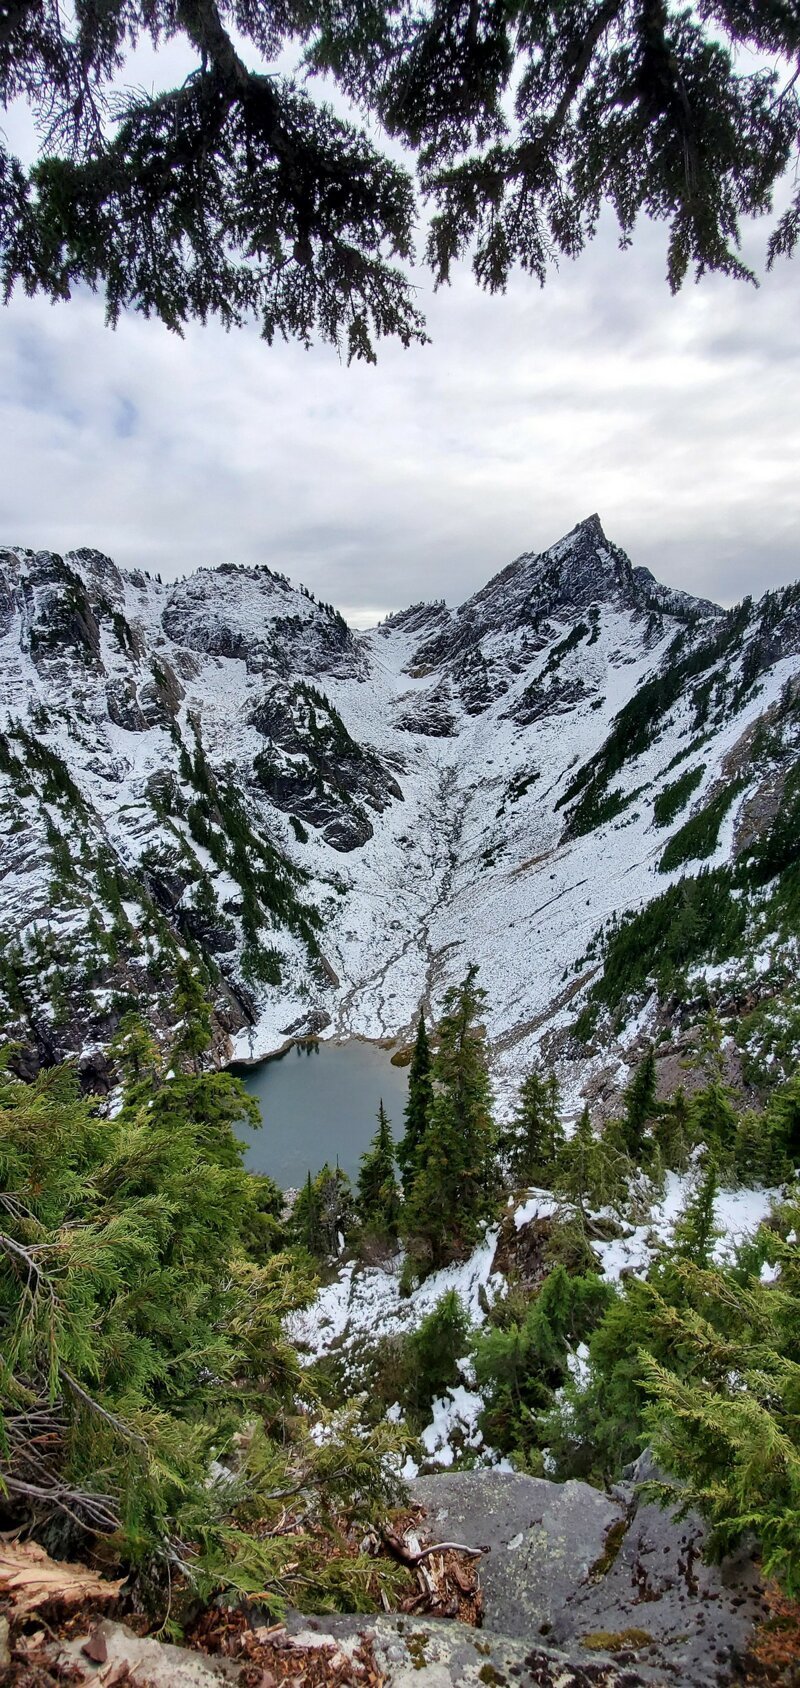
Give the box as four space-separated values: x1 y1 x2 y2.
0 198 797 620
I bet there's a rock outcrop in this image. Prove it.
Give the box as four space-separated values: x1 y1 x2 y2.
410 1467 766 1685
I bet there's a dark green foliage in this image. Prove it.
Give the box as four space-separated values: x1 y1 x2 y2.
356 1101 400 1243
554 1106 633 1218
652 1087 693 1174
8 727 85 809
670 1156 721 1267
292 1171 322 1257
179 729 322 965
639 1206 800 1594
544 1159 731 1483
402 968 497 1268
473 1267 613 1466
172 956 213 1070
403 1291 472 1419
576 867 746 1034
732 1110 782 1188
653 764 705 828
763 1075 800 1167
291 1163 355 1259
542 1276 658 1481
109 1010 162 1089
3 2 798 357
687 1079 738 1155
659 780 746 873
397 1013 432 1195
620 1046 659 1160
543 622 589 674
111 608 134 653
577 754 800 1044
744 758 800 889
500 1068 563 1188
559 603 752 837
0 1052 407 1610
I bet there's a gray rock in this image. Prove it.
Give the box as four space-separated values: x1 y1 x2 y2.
413 1471 622 1641
285 1612 652 1686
60 1618 241 1684
411 1468 767 1687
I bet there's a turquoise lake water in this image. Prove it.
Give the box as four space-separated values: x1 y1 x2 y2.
233 1038 409 1188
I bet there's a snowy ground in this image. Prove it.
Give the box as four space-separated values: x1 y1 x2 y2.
288 1168 783 1476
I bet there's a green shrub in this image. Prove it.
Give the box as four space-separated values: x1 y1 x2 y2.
653 764 705 828
472 1266 612 1465
658 780 746 873
0 1054 404 1615
404 1291 472 1416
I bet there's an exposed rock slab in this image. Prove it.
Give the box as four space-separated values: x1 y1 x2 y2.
59 1618 242 1684
286 1612 658 1685
414 1471 622 1641
411 1469 768 1685
52 1613 654 1687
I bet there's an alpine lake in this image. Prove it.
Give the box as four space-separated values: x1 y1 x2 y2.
232 1038 410 1190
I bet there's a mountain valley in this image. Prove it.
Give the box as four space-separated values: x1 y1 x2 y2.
2 513 799 1115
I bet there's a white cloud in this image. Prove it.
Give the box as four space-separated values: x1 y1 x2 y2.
1 202 797 616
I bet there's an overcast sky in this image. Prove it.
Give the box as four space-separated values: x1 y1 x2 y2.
1 57 798 625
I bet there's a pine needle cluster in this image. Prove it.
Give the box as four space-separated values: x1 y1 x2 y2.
0 1037 405 1617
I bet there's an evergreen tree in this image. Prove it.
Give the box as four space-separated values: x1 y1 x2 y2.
555 1106 633 1220
172 957 213 1072
653 1085 693 1173
685 1011 738 1154
620 1045 658 1161
397 1013 432 1194
473 1266 612 1465
4 0 798 353
0 1053 409 1608
765 1074 800 1166
698 1007 726 1080
671 1155 721 1268
687 1078 738 1155
639 1204 800 1594
291 1163 355 1259
555 1106 594 1218
109 1010 162 1092
292 1171 322 1257
357 1101 400 1242
501 1067 563 1188
317 1163 355 1255
402 966 497 1267
733 1108 782 1187
404 1290 472 1417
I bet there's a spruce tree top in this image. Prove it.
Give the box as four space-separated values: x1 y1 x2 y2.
3 1 799 356
398 1012 433 1189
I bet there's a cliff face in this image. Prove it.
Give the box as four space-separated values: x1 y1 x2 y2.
1 518 799 1106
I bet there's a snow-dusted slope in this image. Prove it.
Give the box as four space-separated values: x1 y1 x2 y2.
1 518 799 1103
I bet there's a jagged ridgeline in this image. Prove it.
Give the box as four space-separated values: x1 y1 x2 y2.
1 519 799 1094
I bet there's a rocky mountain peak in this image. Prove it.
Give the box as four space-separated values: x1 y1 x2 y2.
2 517 799 1107
472 513 634 623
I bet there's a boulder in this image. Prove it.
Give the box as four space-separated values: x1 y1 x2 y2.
411 1468 768 1686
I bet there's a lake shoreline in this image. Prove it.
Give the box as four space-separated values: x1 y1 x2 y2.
228 1031 406 1072
231 1036 411 1189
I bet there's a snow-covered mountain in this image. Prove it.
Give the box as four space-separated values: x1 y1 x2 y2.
2 516 799 1110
